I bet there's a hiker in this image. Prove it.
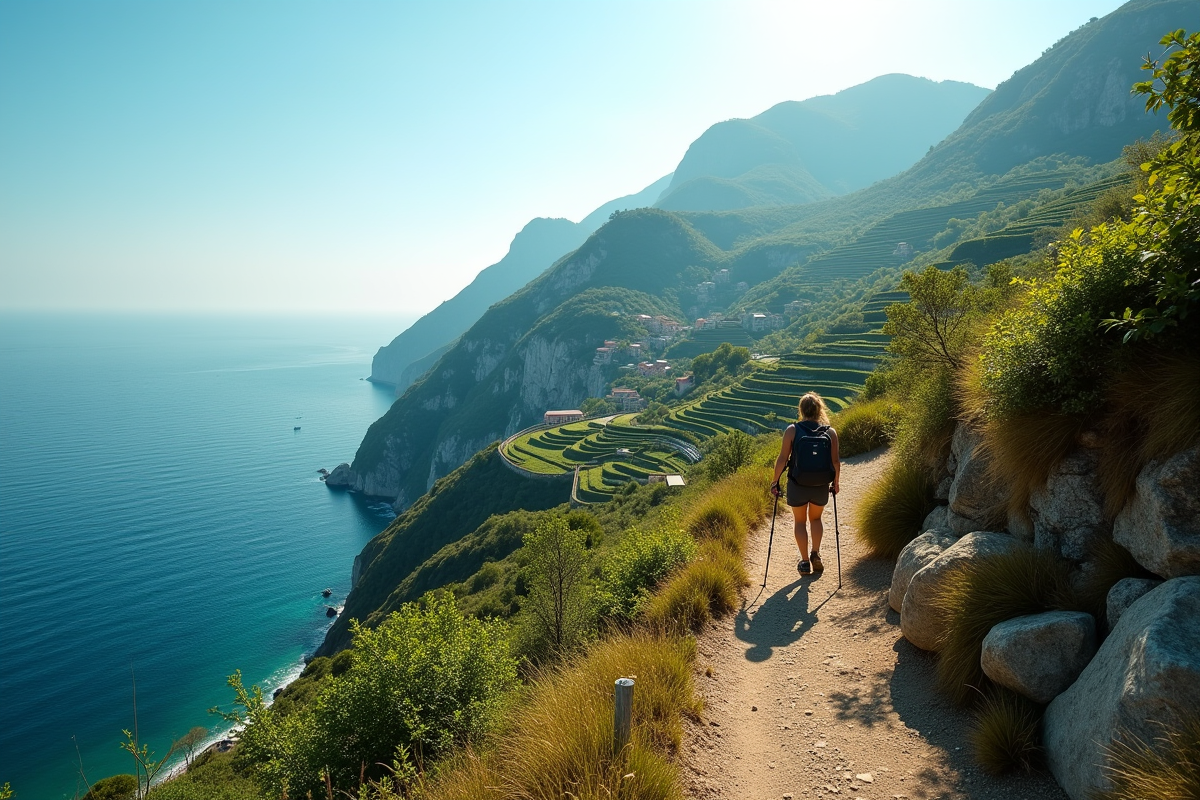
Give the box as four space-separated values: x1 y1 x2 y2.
770 392 840 576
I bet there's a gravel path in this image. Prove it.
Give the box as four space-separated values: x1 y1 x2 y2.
683 447 1068 800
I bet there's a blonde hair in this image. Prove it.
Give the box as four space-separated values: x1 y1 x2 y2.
798 392 830 425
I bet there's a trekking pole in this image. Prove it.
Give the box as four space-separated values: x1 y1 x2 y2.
762 489 779 588
832 487 842 590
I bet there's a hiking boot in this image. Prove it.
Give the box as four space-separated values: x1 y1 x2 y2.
810 551 824 572
797 559 812 576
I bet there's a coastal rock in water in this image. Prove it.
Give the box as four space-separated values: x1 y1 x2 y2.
1029 449 1107 561
980 611 1097 704
901 531 1023 652
1105 577 1162 633
325 605 338 618
1112 445 1200 578
1043 577 1200 800
325 463 355 489
946 425 1006 533
890 529 957 613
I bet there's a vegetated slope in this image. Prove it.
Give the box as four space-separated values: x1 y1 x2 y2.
345 209 722 508
369 175 673 389
657 74 990 210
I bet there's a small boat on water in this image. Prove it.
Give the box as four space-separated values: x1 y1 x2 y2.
294 426 301 431
322 588 332 598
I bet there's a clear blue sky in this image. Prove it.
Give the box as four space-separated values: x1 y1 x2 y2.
0 0 1126 315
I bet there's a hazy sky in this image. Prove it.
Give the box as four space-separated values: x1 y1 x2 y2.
1 0 1126 315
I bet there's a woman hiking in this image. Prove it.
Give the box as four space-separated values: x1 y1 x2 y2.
770 392 840 576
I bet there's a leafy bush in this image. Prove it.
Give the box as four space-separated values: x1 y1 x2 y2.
422 634 699 800
521 517 594 656
691 343 751 385
148 752 260 800
83 775 137 800
226 594 516 797
969 688 1043 775
853 461 935 559
930 548 1079 705
892 365 957 470
703 429 756 480
598 524 696 619
1096 712 1200 800
833 397 902 456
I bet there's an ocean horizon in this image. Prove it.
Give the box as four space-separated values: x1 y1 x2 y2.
0 312 415 799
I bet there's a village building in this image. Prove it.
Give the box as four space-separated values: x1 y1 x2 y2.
741 311 785 332
594 346 614 365
605 387 647 412
544 409 584 425
638 359 671 377
626 342 643 358
632 313 653 328
675 373 695 395
893 241 913 258
784 299 811 316
712 268 730 284
603 339 618 348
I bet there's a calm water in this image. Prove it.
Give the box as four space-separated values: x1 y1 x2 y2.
0 313 414 799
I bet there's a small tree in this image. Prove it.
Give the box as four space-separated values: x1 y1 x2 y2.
172 727 208 769
883 265 981 370
705 430 755 481
523 517 593 654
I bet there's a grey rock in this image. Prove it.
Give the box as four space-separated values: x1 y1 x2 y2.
947 424 1007 532
980 611 1097 704
1006 509 1034 543
921 504 951 535
1105 577 1162 633
1030 449 1107 561
1113 445 1200 578
945 507 984 536
934 474 953 502
1044 577 1200 800
325 462 355 488
890 529 958 613
901 531 1024 652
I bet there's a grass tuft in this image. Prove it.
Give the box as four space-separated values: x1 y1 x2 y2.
931 547 1079 705
1074 535 1156 630
980 411 1084 519
854 461 935 559
424 634 699 800
687 503 744 556
1096 714 1200 800
969 687 1043 775
643 542 744 633
833 397 902 457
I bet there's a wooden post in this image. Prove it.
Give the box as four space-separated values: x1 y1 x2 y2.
613 677 634 753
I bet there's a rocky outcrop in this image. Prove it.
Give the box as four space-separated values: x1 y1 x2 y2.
900 531 1023 651
1112 445 1200 578
1105 577 1162 633
1043 577 1200 800
920 505 951 535
980 611 1097 704
890 529 957 613
324 463 354 488
1029 449 1107 561
946 425 1006 534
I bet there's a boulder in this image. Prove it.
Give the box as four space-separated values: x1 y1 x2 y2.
934 474 954 502
980 611 1097 704
946 424 1007 532
1029 449 1107 561
1006 509 1034 543
325 462 355 488
889 529 957 613
1113 445 1200 578
1105 577 1162 633
900 531 1024 651
1043 577 1200 800
921 505 951 534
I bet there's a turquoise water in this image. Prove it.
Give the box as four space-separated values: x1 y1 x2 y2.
0 313 414 799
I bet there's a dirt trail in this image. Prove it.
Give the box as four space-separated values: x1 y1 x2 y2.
683 448 1067 800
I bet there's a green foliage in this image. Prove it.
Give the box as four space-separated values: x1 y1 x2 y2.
83 774 138 800
147 752 260 800
703 430 755 480
521 517 594 656
892 365 957 470
853 461 935 559
579 396 616 416
833 397 901 456
226 595 516 797
883 265 983 370
597 523 696 620
690 343 751 386
931 548 1080 705
1095 712 1200 800
969 688 1043 775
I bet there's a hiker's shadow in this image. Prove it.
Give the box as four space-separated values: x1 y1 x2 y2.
734 578 819 663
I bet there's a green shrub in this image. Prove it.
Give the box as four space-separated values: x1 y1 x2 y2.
833 397 902 456
1096 713 1200 800
148 752 260 800
969 688 1042 775
227 594 517 797
703 430 755 480
853 461 935 559
83 774 137 800
687 501 743 555
931 548 1079 705
892 365 957 470
598 525 696 619
643 542 743 633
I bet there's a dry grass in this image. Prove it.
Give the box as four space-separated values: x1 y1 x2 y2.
893 365 958 471
643 541 745 633
969 687 1043 775
930 547 1080 705
853 461 935 559
687 503 744 556
425 634 700 800
1096 713 1200 800
1098 349 1200 517
1074 535 1156 630
833 397 902 457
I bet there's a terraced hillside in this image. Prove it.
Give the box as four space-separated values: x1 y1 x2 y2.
667 320 755 358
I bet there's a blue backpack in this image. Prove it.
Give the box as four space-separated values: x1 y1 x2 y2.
788 421 834 487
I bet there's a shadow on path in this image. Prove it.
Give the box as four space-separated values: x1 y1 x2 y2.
735 575 839 662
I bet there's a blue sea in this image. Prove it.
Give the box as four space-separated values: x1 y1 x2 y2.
0 313 416 799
